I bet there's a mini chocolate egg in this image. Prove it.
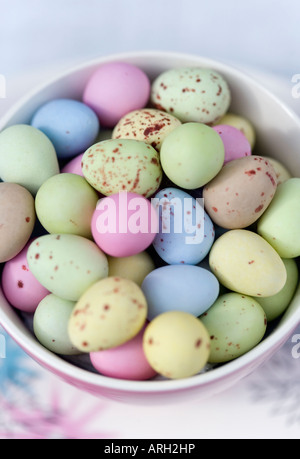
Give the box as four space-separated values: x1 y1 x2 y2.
203 156 277 229
142 265 219 320
34 294 80 355
27 234 108 301
151 67 231 124
112 108 181 150
107 252 155 287
257 178 300 258
200 293 267 363
82 139 162 197
31 99 100 158
61 153 84 176
262 156 292 185
212 125 251 164
1 240 49 313
256 258 299 321
35 173 99 238
143 311 210 379
214 112 256 148
0 183 36 262
209 229 287 297
0 125 59 195
152 187 215 265
68 277 147 352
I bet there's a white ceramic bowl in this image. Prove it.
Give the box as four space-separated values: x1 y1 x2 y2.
1 51 300 405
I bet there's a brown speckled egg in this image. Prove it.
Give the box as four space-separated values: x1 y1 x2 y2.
112 108 181 151
0 183 35 262
203 156 277 229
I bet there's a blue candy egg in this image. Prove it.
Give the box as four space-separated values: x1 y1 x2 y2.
152 187 215 265
142 265 219 320
31 99 100 158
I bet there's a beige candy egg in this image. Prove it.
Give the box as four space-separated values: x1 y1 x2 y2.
0 183 35 262
68 277 147 352
262 156 292 185
112 109 181 151
143 311 210 379
215 113 256 149
107 252 155 287
209 229 287 297
203 156 277 229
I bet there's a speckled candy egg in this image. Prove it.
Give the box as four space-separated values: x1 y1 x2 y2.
214 113 256 149
35 173 99 238
160 123 224 189
68 277 147 352
27 234 108 301
200 293 267 363
143 311 210 379
31 99 100 159
209 229 287 297
2 240 49 312
212 125 251 164
90 324 157 381
82 139 162 197
112 108 181 151
142 265 219 320
0 125 59 195
203 156 277 229
0 183 36 263
152 188 215 265
83 62 151 128
262 156 292 185
34 294 80 355
61 153 84 176
151 67 231 124
256 258 299 321
108 252 155 287
257 178 300 258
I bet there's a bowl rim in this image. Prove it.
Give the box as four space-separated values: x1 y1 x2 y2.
1 50 300 394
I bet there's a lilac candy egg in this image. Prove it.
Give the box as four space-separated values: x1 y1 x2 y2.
61 153 84 176
213 125 251 164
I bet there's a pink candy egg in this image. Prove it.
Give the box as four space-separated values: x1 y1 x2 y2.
83 62 151 128
213 124 251 164
91 192 158 257
2 240 49 313
61 153 84 176
90 325 157 381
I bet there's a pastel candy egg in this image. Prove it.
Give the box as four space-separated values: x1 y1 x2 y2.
0 125 59 195
2 240 49 312
143 311 210 379
209 229 287 297
83 62 151 128
82 139 162 197
262 156 292 185
27 234 108 301
256 258 299 321
68 277 147 352
203 156 277 229
107 252 155 287
257 178 300 258
35 173 99 238
212 125 251 164
90 325 157 381
0 183 36 262
214 113 256 148
112 108 181 151
200 293 267 363
151 67 231 124
152 188 215 265
31 99 99 159
61 153 84 176
160 123 225 189
91 192 158 257
34 294 80 355
141 265 219 320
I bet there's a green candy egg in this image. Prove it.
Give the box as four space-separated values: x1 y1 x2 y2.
35 173 99 238
200 293 267 363
82 139 162 197
0 125 59 195
27 234 108 301
160 123 224 189
257 178 300 258
256 258 299 321
34 294 80 355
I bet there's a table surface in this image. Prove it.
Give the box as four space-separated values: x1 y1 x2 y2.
0 62 300 440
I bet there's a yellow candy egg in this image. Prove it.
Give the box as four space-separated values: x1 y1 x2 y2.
107 252 155 287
